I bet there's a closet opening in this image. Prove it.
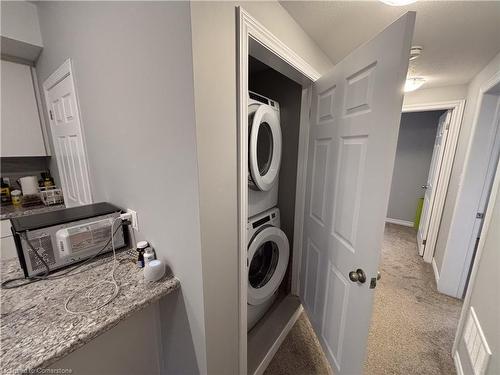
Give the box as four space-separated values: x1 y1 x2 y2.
245 48 312 375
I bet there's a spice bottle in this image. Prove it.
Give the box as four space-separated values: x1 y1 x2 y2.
136 241 149 268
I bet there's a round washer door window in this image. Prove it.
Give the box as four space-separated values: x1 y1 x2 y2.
249 105 282 192
247 226 289 306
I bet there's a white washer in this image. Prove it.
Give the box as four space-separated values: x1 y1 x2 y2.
248 91 281 218
247 207 289 331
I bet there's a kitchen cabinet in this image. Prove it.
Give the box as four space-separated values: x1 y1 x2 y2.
0 220 17 260
1 60 47 157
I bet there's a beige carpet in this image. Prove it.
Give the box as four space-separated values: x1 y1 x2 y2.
265 312 332 375
364 223 462 374
266 223 462 375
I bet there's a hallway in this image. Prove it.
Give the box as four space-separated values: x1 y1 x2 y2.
364 223 463 374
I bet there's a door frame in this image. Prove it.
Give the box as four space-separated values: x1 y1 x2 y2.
452 152 500 365
237 7 320 374
439 71 500 298
42 58 93 206
401 99 466 264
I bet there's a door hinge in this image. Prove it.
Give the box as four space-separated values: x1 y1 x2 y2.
49 110 54 120
422 239 427 245
476 212 484 219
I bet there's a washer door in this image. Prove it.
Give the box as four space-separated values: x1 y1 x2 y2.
247 225 289 306
248 104 282 191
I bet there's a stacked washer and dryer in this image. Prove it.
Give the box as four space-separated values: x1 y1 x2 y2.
247 91 290 331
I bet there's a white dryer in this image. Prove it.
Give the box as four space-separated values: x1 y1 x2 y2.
248 91 281 218
247 207 289 331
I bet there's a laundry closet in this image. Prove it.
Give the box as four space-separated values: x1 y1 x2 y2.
238 8 415 375
246 51 310 374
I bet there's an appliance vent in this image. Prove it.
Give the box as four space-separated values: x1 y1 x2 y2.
28 235 56 272
463 307 491 375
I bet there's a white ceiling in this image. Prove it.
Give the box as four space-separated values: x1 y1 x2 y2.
280 1 500 89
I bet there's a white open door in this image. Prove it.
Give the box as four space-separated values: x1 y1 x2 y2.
299 13 415 374
417 110 451 255
43 59 92 207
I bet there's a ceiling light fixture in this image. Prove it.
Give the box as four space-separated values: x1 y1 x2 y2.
404 77 426 92
379 0 417 6
409 46 423 61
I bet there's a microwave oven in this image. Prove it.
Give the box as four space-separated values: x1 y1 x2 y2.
10 202 126 277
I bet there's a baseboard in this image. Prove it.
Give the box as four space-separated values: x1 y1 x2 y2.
432 258 440 284
385 217 414 227
253 303 303 375
454 351 464 375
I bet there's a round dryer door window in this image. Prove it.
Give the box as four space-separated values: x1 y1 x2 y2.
247 226 289 306
249 105 282 192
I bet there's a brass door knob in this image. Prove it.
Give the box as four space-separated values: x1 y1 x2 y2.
349 269 366 284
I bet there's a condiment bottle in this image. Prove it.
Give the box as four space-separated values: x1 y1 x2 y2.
0 178 11 204
136 241 149 268
144 246 156 265
11 190 22 207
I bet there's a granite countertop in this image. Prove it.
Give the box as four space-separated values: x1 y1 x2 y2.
0 203 66 220
0 252 180 374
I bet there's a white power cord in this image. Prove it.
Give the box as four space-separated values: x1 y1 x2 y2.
64 217 123 314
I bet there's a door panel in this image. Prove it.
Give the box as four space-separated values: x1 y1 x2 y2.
417 111 450 255
45 61 92 208
299 13 415 374
322 261 349 370
310 139 331 225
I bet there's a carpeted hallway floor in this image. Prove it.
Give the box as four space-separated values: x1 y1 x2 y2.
364 223 462 374
265 223 462 375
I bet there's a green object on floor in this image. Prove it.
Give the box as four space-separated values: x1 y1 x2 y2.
414 197 424 229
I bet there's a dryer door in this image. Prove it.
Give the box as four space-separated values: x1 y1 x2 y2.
247 225 289 306
249 104 282 191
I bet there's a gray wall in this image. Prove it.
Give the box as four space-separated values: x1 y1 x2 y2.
35 2 207 373
190 2 333 373
387 111 443 223
1 1 42 47
434 52 500 289
455 166 500 375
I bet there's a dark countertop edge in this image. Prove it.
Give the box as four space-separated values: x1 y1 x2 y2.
17 277 180 372
0 204 66 221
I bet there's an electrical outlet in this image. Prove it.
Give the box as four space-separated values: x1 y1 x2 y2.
126 209 139 231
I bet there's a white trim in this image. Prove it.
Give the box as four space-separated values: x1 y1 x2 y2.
441 70 500 298
432 258 440 284
457 100 500 296
453 351 465 375
402 100 466 264
252 305 303 375
42 58 93 206
453 153 500 356
241 12 321 82
385 217 414 227
456 85 500 296
237 7 319 374
42 58 71 91
30 67 51 156
291 88 312 296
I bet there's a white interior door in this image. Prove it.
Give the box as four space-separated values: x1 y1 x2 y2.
299 13 415 374
417 110 451 255
43 60 92 207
